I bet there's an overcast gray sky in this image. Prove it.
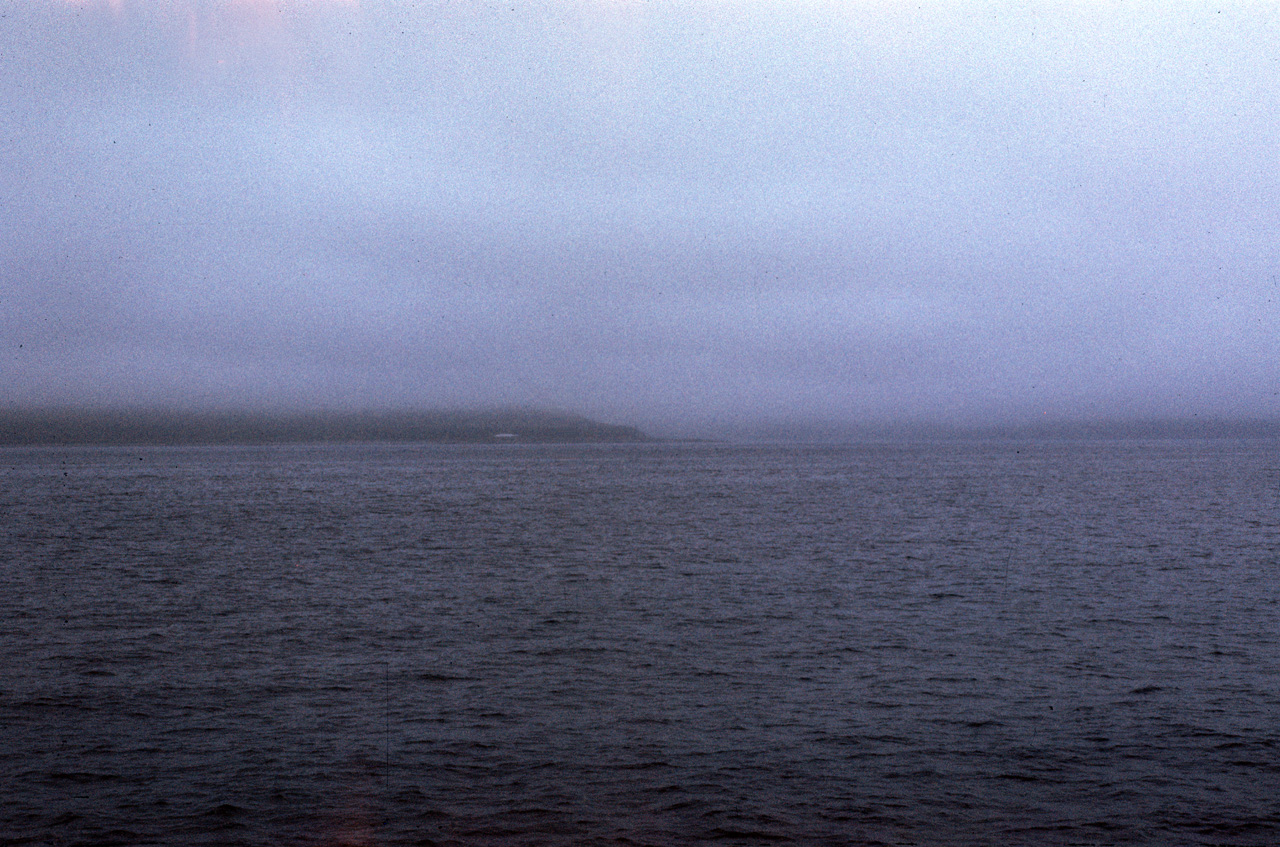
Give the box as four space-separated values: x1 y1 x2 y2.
3 0 1278 434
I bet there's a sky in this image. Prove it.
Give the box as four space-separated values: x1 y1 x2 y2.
3 0 1278 435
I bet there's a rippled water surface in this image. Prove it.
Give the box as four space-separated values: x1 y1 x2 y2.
3 440 1280 846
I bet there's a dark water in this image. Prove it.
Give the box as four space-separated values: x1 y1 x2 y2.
3 440 1280 846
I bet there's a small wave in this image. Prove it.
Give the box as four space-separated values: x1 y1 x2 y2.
705 826 792 842
994 772 1042 782
417 672 471 682
1192 820 1280 837
45 771 120 784
618 760 673 771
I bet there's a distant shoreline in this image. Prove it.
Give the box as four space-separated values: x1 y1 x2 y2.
0 409 651 446
2 408 1277 446
681 418 1280 443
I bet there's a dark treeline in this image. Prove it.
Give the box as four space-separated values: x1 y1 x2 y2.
2 409 1277 445
0 408 650 445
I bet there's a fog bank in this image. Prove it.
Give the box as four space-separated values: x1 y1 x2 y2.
4 1 1278 434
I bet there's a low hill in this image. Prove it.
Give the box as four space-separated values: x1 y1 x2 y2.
0 408 650 445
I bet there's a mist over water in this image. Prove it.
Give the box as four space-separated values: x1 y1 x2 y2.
3 1 1279 431
4 440 1279 845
